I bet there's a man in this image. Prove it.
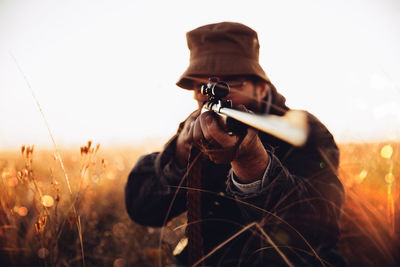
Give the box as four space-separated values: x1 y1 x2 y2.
125 22 346 266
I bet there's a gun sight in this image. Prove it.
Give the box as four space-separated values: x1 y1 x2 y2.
200 78 229 99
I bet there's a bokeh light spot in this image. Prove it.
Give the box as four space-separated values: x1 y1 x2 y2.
106 170 116 180
41 195 54 207
18 206 28 216
274 230 290 245
360 170 367 179
2 168 16 179
380 145 393 159
113 258 126 267
37 247 49 259
385 173 395 184
2 168 18 186
357 170 368 183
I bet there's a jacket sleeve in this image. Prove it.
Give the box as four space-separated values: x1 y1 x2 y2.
226 112 345 251
125 136 188 227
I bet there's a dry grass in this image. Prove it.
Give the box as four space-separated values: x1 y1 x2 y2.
337 142 399 266
0 141 398 266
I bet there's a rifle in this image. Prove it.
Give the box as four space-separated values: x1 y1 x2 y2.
200 77 309 146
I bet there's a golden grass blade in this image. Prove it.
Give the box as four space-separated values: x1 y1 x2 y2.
10 53 86 267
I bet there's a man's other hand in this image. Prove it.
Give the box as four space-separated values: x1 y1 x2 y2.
175 110 201 168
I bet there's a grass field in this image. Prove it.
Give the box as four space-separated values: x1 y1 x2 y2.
0 141 398 266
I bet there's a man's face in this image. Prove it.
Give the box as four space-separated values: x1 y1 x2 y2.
192 76 268 113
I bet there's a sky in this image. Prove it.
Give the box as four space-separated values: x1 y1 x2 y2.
0 0 400 150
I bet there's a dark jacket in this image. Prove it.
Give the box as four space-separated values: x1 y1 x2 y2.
125 86 346 266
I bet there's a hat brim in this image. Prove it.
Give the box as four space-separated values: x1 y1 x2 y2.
176 54 270 90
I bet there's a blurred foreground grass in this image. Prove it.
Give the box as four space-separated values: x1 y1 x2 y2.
0 141 399 266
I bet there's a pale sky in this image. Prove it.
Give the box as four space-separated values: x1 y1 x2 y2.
1 0 400 150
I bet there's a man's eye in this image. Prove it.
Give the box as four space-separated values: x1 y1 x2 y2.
227 82 241 88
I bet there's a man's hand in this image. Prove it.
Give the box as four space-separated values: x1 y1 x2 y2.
175 110 201 168
176 107 269 183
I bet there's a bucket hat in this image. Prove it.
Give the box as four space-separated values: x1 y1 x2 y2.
176 22 270 89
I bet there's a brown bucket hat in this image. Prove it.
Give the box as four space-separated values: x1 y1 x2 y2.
176 22 270 90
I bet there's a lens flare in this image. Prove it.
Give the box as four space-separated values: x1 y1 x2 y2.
18 206 28 216
359 170 367 179
358 170 368 183
41 195 54 207
380 145 393 159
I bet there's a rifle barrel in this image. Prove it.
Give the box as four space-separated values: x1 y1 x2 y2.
206 104 308 146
